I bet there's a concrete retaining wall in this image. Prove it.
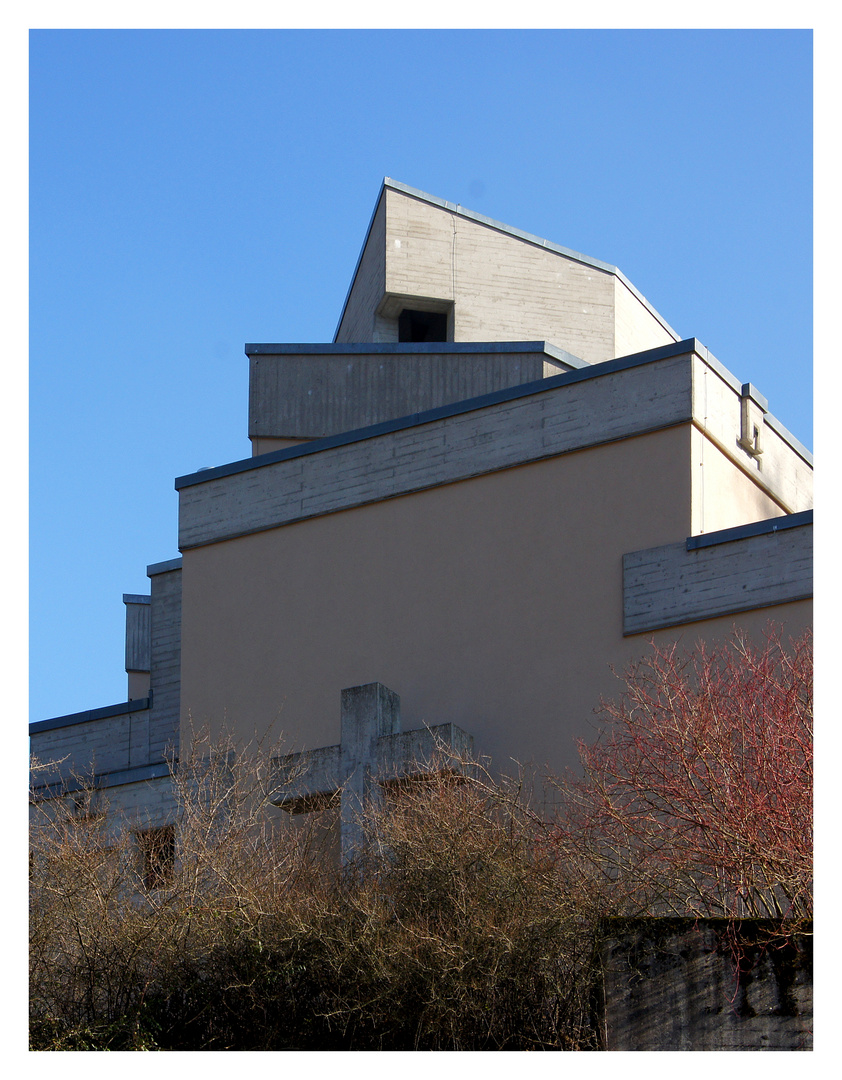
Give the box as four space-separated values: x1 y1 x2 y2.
601 919 812 1051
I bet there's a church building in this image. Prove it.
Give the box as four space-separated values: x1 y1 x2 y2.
30 179 813 844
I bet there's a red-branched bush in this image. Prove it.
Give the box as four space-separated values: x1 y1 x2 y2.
552 626 812 923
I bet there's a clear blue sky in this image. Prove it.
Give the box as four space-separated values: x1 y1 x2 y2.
29 28 813 723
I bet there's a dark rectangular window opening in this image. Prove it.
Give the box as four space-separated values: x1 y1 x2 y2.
398 309 448 343
137 825 175 889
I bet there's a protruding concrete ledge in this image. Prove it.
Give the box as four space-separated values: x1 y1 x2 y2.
29 697 151 736
623 515 813 635
147 557 183 576
246 340 587 365
177 340 706 493
177 349 697 549
123 593 151 605
30 760 171 798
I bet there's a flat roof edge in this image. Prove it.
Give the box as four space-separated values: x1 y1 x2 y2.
692 348 813 467
686 509 813 550
147 557 183 576
246 341 588 367
764 413 813 466
30 697 151 736
30 760 172 797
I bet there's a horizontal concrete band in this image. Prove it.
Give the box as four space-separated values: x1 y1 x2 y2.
30 697 151 736
30 761 172 798
179 338 706 492
623 520 813 635
178 348 698 550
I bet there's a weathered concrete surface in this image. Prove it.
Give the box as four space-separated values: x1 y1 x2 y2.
247 343 580 442
335 181 679 362
601 920 813 1051
623 515 813 634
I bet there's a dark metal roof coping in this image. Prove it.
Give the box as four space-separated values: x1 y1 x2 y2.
686 510 813 551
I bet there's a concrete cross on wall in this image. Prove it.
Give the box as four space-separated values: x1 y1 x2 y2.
270 682 474 862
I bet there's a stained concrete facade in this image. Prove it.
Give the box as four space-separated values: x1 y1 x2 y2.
31 177 813 843
601 920 813 1050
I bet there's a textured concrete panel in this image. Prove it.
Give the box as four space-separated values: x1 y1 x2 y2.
147 564 182 764
30 707 149 787
334 181 680 364
623 518 813 635
247 344 578 440
124 594 151 673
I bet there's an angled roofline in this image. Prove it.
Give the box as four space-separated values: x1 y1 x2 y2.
333 178 681 343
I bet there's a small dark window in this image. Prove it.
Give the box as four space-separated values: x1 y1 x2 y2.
398 309 448 343
138 825 175 889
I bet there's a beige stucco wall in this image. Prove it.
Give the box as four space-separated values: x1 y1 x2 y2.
180 420 810 782
251 436 310 457
690 426 788 536
642 600 812 659
181 427 698 776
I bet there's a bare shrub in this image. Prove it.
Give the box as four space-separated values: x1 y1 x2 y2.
550 626 813 932
30 742 600 1049
306 767 601 1049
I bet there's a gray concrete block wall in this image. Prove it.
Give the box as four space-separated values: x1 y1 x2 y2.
30 709 145 785
147 564 182 765
98 774 178 831
30 562 182 809
179 351 696 550
623 519 813 635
